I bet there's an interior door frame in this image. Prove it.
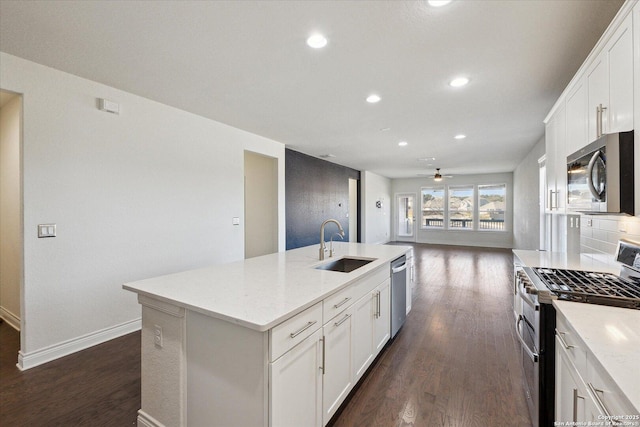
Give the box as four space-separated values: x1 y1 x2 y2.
394 192 417 242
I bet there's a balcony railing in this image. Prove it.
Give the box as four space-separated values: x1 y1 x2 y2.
423 218 505 230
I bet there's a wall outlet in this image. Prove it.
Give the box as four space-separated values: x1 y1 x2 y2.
154 324 163 348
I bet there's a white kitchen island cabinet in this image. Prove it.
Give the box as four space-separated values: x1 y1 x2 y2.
124 242 410 427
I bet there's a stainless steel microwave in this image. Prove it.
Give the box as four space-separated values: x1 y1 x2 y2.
566 130 634 215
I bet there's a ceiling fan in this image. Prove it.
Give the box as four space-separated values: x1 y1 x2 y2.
418 168 453 181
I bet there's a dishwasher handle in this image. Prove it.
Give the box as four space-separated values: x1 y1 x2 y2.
392 263 407 274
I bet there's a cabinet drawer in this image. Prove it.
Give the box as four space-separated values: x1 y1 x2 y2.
323 284 357 323
270 302 323 362
556 313 587 374
586 357 637 420
352 264 389 302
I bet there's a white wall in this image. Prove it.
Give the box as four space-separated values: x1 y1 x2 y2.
513 137 545 250
391 172 514 248
361 171 391 244
0 94 22 330
0 52 285 368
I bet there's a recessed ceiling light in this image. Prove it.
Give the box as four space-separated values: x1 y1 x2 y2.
366 94 381 103
379 127 391 132
306 34 328 49
454 134 466 140
428 0 452 7
398 141 408 147
449 77 470 87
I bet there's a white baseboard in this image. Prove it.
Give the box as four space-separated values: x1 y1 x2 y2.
0 306 20 331
17 317 141 371
137 410 164 427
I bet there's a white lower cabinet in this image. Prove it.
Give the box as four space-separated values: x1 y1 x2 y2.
322 307 354 424
373 280 391 354
555 335 589 423
270 329 323 427
268 264 393 427
555 312 637 425
352 279 390 381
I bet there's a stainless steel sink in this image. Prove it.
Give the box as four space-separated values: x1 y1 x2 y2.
314 257 376 273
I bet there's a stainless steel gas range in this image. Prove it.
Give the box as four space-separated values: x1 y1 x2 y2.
514 240 640 427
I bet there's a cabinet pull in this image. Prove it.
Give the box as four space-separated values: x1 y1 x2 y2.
289 320 317 338
596 104 608 138
334 313 351 327
377 290 381 318
572 388 584 422
549 189 556 210
333 297 351 309
587 383 619 425
556 330 575 349
320 336 325 374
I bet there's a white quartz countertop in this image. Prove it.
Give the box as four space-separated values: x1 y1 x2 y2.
553 300 640 413
513 249 620 274
124 242 410 332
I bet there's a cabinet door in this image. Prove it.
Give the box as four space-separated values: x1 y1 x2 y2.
270 329 323 427
352 293 374 381
587 54 609 142
545 118 557 212
555 336 587 423
374 280 390 353
323 308 353 424
607 13 633 133
565 78 588 156
553 104 567 211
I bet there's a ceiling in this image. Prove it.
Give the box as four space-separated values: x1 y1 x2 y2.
0 0 624 178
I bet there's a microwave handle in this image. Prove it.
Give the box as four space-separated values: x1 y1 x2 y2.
586 150 605 201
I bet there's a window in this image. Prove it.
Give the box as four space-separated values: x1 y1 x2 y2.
478 184 506 230
420 183 507 232
448 186 474 230
421 187 444 228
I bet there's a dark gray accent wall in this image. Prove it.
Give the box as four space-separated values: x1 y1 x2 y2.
286 149 360 250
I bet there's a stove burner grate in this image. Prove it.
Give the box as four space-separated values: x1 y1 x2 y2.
532 267 640 309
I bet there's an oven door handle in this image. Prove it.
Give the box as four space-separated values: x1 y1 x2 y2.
518 289 539 311
515 315 539 363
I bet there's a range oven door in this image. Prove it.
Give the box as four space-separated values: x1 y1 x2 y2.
516 289 540 426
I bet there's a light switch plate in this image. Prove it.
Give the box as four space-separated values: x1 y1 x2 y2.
38 224 56 238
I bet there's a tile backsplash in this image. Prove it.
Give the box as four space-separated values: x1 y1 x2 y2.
580 214 640 264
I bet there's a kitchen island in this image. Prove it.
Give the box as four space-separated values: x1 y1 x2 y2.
124 242 410 427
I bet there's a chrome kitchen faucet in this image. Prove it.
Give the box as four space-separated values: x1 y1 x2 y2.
319 219 344 260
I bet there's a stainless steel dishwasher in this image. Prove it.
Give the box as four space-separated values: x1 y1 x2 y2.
390 255 407 338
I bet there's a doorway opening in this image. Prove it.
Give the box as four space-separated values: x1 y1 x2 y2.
244 151 278 259
395 193 416 242
0 89 24 356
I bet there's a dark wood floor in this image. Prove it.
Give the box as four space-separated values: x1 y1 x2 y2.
0 244 531 426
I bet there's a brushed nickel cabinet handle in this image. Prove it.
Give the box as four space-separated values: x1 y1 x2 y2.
289 320 317 338
587 383 618 424
334 313 351 327
333 297 351 309
320 336 325 374
556 330 575 349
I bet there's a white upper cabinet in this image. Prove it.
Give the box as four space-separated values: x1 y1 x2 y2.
565 77 588 157
587 54 609 142
587 13 634 143
546 103 567 212
607 13 634 133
